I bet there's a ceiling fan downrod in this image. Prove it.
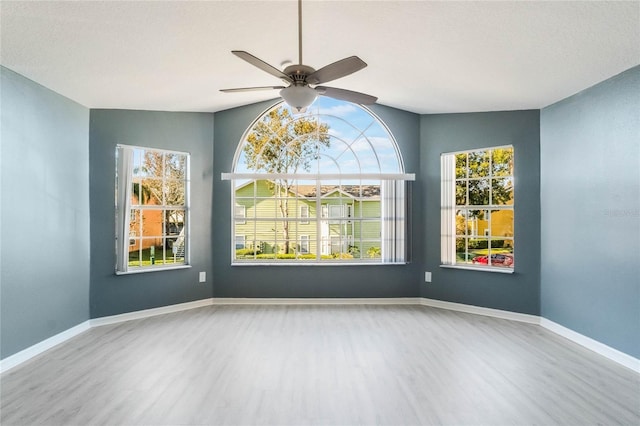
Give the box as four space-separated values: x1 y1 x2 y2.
298 0 303 65
220 0 377 108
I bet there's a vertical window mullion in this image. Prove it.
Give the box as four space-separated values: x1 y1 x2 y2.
315 179 322 261
440 153 456 265
253 180 258 260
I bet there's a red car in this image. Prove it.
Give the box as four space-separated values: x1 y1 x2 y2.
472 254 514 267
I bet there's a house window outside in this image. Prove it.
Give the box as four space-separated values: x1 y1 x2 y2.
299 235 310 253
115 145 190 273
441 146 514 270
235 205 246 224
328 204 343 224
300 205 309 224
235 235 246 250
228 98 413 264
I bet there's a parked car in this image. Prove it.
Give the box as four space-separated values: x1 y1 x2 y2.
472 253 514 267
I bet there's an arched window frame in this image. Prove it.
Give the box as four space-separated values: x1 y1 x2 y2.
223 99 414 265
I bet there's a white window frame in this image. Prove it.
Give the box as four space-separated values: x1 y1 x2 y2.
224 100 414 266
441 145 514 273
115 144 190 274
227 176 413 264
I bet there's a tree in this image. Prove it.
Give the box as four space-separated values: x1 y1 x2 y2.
455 147 514 219
134 151 187 232
243 107 330 254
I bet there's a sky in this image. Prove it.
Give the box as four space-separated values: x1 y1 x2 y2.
233 97 403 179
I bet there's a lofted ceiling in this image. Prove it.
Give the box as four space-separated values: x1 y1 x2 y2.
1 1 638 114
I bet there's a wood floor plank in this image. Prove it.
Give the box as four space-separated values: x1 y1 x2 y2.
1 305 638 425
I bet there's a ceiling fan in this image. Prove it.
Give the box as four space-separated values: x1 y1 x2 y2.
220 0 377 113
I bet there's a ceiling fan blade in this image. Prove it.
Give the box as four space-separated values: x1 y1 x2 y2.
315 86 377 105
220 86 286 93
232 51 293 83
306 56 367 85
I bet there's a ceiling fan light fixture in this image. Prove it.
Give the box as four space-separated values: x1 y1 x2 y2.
280 85 317 113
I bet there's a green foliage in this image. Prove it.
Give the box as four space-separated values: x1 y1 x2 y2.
236 248 261 257
467 239 489 249
461 239 507 250
254 253 333 260
242 106 331 254
366 246 381 258
243 107 331 175
455 148 514 210
471 248 513 256
131 150 187 227
331 253 354 259
136 151 186 206
128 246 185 266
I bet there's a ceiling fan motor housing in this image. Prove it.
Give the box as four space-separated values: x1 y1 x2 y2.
283 64 316 85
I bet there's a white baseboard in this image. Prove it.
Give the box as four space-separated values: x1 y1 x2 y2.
420 298 540 324
540 318 640 374
0 321 91 374
89 298 214 327
2 297 637 376
211 297 422 305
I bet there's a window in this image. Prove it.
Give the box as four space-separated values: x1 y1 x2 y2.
328 204 343 224
116 145 189 273
235 204 246 224
300 205 309 224
225 98 414 264
299 235 310 253
441 146 514 270
235 235 246 250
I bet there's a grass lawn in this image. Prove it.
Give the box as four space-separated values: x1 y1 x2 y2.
470 248 513 256
129 247 185 267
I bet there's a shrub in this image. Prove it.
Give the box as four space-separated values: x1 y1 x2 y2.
332 252 354 259
254 253 329 260
236 248 261 257
467 239 488 249
367 246 381 258
457 239 506 251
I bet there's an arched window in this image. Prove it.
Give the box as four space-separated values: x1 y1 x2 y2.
223 97 414 264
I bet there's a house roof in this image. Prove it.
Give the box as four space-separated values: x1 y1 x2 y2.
235 180 380 200
295 185 380 199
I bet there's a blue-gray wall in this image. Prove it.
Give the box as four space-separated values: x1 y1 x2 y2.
3 63 638 362
89 109 214 318
540 66 640 358
1 66 90 358
211 100 422 298
420 110 541 315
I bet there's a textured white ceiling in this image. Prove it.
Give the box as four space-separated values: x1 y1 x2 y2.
1 1 638 114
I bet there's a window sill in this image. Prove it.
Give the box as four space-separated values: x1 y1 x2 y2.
440 264 514 274
116 265 192 275
232 261 408 267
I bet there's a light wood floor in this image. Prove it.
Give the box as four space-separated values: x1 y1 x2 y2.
1 304 639 425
